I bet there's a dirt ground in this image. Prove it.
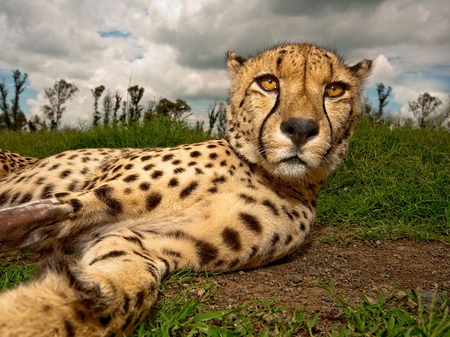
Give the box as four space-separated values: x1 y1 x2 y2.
168 226 450 333
4 226 450 334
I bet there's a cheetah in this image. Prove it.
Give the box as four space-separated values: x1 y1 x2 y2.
0 43 371 336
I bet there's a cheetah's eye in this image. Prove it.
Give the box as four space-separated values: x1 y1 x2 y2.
325 83 346 98
257 75 278 92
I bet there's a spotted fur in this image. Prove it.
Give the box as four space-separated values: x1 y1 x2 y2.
0 43 371 336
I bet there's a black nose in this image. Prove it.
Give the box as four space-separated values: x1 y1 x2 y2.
280 119 319 147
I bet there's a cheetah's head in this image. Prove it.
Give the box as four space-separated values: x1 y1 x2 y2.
226 43 372 181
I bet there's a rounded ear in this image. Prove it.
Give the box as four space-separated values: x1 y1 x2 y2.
349 59 372 80
226 51 247 74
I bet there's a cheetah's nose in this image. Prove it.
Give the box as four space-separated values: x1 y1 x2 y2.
280 119 319 147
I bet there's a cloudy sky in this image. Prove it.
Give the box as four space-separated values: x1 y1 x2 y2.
0 0 449 127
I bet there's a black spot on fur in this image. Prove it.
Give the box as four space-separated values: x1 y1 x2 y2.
123 174 138 182
94 185 123 216
99 315 112 326
60 170 72 179
162 154 174 161
41 184 55 199
55 192 70 198
212 176 227 185
262 199 279 215
174 167 185 174
162 249 182 258
194 239 218 266
89 250 127 265
221 228 242 251
123 294 130 314
144 164 155 171
209 153 218 160
208 186 218 194
151 170 163 179
135 290 146 309
239 193 256 204
146 192 162 211
190 151 201 158
168 178 179 188
239 212 262 233
0 190 10 206
249 245 258 259
180 181 198 198
125 164 133 170
123 235 145 250
64 320 75 337
299 222 306 231
271 233 280 245
229 258 240 269
69 199 83 213
139 182 150 191
285 235 293 245
141 155 152 161
35 177 46 185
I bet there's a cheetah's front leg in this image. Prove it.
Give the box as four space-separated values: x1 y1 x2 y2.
0 227 174 337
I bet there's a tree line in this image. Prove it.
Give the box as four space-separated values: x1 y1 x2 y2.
363 82 450 129
1 69 449 134
0 69 227 136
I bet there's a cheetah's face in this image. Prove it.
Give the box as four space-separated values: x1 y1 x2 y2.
226 44 371 180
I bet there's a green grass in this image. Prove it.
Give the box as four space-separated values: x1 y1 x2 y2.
134 270 313 336
0 116 211 157
320 280 450 337
1 117 449 335
317 117 450 242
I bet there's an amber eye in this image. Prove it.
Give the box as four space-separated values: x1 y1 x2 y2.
257 75 278 92
325 83 346 97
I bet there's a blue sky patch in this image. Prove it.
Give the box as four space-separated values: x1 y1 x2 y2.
99 30 131 38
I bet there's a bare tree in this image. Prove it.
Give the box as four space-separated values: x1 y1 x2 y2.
42 79 79 130
28 115 45 132
361 93 373 116
207 102 219 135
10 70 28 131
408 92 443 128
155 98 190 120
143 98 158 124
207 101 227 137
102 90 114 127
128 85 145 124
112 91 122 127
0 80 12 129
0 70 29 131
376 83 392 120
92 85 105 127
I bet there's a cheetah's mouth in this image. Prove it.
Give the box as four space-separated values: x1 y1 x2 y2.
279 156 307 167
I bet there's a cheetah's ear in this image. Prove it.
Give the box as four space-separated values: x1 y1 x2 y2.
226 51 247 74
349 59 372 80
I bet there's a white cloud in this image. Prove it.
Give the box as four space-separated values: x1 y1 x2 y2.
370 55 397 84
0 0 449 125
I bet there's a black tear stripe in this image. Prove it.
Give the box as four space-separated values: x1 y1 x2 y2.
321 98 334 158
257 91 281 159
